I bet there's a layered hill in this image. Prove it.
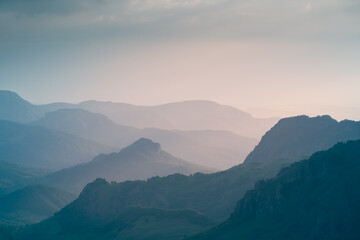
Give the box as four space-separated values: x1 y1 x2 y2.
0 161 49 196
43 138 210 193
0 120 108 170
61 100 278 139
0 185 75 225
31 109 139 149
0 90 277 140
32 109 256 169
188 140 360 240
13 115 360 239
13 202 215 240
0 90 43 123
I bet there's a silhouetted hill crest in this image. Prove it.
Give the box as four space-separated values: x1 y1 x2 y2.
91 138 162 162
122 138 161 154
0 90 23 101
0 90 42 123
243 115 360 164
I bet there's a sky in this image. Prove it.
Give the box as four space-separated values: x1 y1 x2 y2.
0 0 360 120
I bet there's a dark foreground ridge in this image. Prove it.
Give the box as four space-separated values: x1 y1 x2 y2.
188 140 360 240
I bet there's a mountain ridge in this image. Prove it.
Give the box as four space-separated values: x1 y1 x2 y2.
0 90 43 123
188 140 360 240
0 120 110 170
0 90 277 140
0 184 75 225
42 138 211 193
32 108 257 169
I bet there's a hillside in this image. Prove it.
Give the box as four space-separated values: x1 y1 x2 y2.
0 120 109 170
0 161 49 196
188 140 360 240
0 90 43 123
245 115 360 163
31 109 139 149
33 109 257 169
0 185 75 225
43 138 210 193
13 204 216 240
141 128 256 170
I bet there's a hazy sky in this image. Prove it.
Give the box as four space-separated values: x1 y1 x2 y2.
1 0 360 119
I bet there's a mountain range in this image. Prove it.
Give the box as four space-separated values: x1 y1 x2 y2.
63 100 278 139
0 90 277 140
2 89 360 240
10 115 360 240
42 138 210 193
32 108 256 169
0 90 263 170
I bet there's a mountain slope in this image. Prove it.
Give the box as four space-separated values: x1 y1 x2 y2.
141 128 257 170
32 109 257 169
245 115 360 163
0 90 43 123
0 185 75 225
0 161 50 196
13 204 216 240
43 138 210 193
0 120 109 170
188 140 360 240
31 109 139 148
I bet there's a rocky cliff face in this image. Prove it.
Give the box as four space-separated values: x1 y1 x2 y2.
189 140 360 240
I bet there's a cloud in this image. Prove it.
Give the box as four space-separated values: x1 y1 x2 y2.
0 0 359 44
129 0 219 11
0 0 105 15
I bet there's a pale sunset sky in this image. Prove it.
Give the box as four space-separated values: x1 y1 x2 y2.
1 0 359 120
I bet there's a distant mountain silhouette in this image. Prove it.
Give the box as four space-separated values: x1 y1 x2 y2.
72 100 279 139
43 138 211 193
188 140 360 240
14 115 360 239
32 108 139 149
32 108 257 169
0 90 43 123
0 120 109 170
141 128 257 170
0 185 75 225
0 90 268 169
0 90 277 139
